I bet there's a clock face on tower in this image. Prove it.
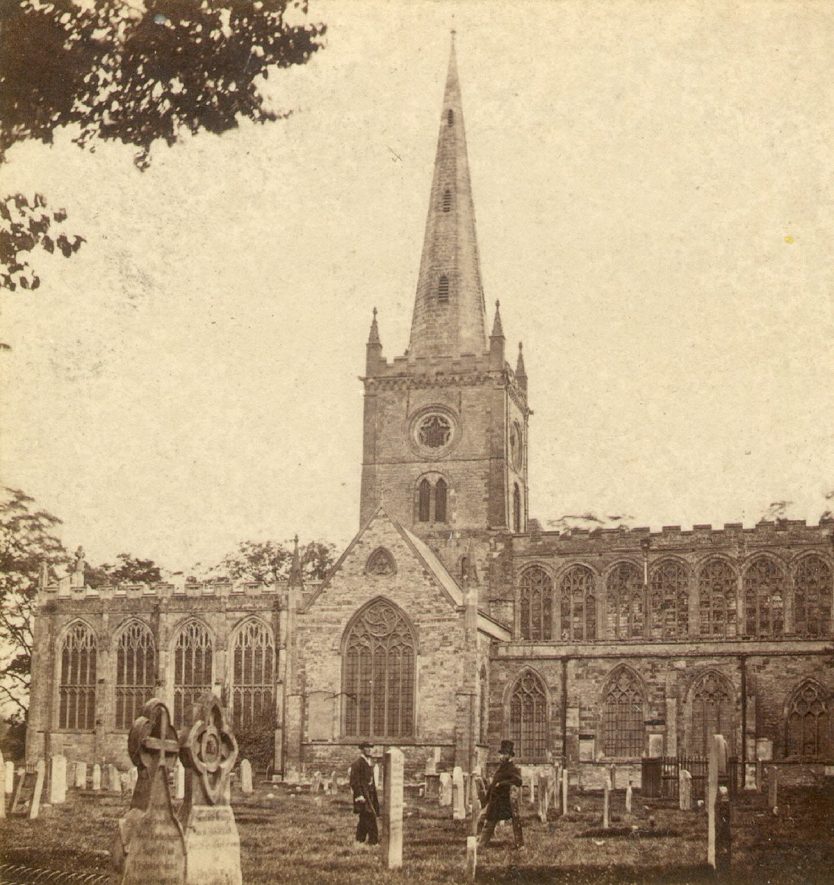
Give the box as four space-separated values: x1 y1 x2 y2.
510 421 523 470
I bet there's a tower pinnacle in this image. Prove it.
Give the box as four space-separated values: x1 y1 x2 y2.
407 37 488 359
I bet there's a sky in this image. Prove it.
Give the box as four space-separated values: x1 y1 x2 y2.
1 0 833 573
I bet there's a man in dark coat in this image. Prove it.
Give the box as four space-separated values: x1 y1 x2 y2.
349 741 379 847
479 739 524 849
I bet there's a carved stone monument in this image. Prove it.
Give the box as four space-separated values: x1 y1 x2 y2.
240 759 253 794
452 766 466 820
382 747 404 870
679 769 692 811
49 753 67 805
179 693 242 885
112 698 186 885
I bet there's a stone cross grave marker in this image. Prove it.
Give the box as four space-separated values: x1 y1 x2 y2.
75 761 87 789
383 747 404 870
561 767 569 815
768 767 778 812
49 754 67 805
452 766 466 820
179 693 242 885
439 771 452 806
113 698 186 885
679 770 692 811
602 771 610 829
92 763 102 791
240 759 253 794
625 778 633 813
5 759 14 794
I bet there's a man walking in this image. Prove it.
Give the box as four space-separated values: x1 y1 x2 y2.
478 739 524 849
349 741 379 847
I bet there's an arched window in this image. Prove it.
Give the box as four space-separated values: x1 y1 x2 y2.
343 599 415 739
442 188 452 212
689 671 733 756
649 560 689 639
744 556 786 637
513 484 521 533
115 621 156 730
559 565 597 640
479 665 488 743
366 547 396 576
231 620 275 730
59 621 96 730
173 621 213 728
508 671 547 761
519 566 552 640
698 559 737 637
606 562 644 639
786 680 830 758
438 275 449 302
418 479 431 522
602 667 644 757
435 478 448 523
447 108 454 126
793 555 832 637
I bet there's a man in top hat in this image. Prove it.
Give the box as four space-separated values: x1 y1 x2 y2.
479 739 524 849
349 741 380 847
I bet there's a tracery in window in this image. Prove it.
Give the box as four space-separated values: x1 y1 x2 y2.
59 621 97 730
744 556 786 637
559 565 596 641
418 414 452 448
231 619 274 730
343 599 415 739
602 667 644 757
689 671 733 756
508 670 547 761
698 559 737 637
786 680 830 758
366 547 396 576
649 559 690 639
115 620 155 730
606 562 644 639
519 566 552 640
173 620 213 728
793 555 832 637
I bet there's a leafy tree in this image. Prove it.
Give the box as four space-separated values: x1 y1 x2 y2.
86 552 164 587
0 488 69 719
0 0 326 291
205 537 336 584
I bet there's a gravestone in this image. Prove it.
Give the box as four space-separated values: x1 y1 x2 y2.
10 760 45 819
679 769 692 811
75 761 87 789
310 770 322 793
767 767 778 811
602 774 610 829
92 763 102 790
49 754 67 805
715 785 731 877
715 734 728 776
29 759 45 819
425 772 440 800
467 777 480 881
452 766 466 820
537 772 548 822
707 735 720 868
109 764 121 792
382 747 404 870
5 759 14 794
240 759 253 794
561 767 568 815
179 693 242 885
175 759 185 800
625 779 633 813
548 764 559 808
439 772 452 806
112 698 186 885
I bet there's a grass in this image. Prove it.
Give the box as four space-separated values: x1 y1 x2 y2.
1 780 833 883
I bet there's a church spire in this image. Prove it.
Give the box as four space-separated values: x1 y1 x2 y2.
407 35 488 359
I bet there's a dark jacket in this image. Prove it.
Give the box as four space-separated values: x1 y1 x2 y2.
349 755 379 816
483 758 523 821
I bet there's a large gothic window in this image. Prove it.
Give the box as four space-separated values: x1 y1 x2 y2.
698 559 738 637
602 667 644 757
508 671 548 761
343 600 415 739
793 555 832 637
559 565 597 640
231 620 275 729
744 556 786 637
786 681 830 758
519 566 553 640
115 621 156 730
173 621 213 728
649 560 690 639
59 621 97 730
435 478 448 523
689 671 733 756
606 562 644 639
416 476 449 524
417 479 431 522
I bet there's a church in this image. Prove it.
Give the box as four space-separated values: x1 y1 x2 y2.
27 43 834 783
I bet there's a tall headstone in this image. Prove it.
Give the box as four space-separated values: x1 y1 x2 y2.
49 754 67 805
715 785 732 877
175 759 185 800
112 698 186 884
768 767 778 811
537 772 548 823
707 734 720 868
439 771 452 806
549 764 560 808
625 778 633 813
92 763 102 791
382 747 404 870
5 759 14 794
561 767 568 815
602 774 610 829
109 764 121 793
240 759 253 795
27 759 45 819
679 770 692 811
452 766 466 820
75 761 87 789
179 693 242 885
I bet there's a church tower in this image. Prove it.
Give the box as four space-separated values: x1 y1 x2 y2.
360 38 530 542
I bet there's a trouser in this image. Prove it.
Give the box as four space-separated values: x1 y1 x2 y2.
355 809 379 844
478 814 523 848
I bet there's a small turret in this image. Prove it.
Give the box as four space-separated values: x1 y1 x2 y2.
489 300 505 369
365 307 383 374
515 341 527 392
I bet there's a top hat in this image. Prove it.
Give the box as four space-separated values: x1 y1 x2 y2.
499 739 515 756
358 741 374 752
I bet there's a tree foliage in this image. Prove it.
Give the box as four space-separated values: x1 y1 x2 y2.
206 538 336 584
0 488 69 719
86 552 164 587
